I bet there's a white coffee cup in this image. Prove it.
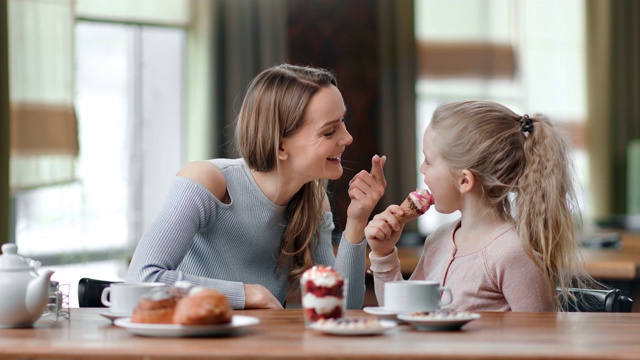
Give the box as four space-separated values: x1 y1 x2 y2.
384 280 452 312
101 282 166 315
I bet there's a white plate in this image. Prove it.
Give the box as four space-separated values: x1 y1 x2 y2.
397 312 480 331
114 315 260 337
362 306 402 321
98 311 131 322
309 319 397 336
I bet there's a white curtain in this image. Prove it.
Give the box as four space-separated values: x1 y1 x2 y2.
8 0 77 193
210 0 288 158
75 0 190 26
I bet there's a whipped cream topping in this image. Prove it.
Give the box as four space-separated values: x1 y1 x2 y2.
188 286 207 296
409 189 433 214
145 286 173 301
301 265 343 288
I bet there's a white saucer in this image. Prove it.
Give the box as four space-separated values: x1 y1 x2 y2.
309 319 397 336
98 311 131 322
114 315 260 337
362 306 403 322
397 312 480 331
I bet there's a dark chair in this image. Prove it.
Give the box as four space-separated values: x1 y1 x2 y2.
78 278 122 308
558 287 633 312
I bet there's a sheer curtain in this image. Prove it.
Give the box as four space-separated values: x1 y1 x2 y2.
1 1 9 241
8 0 77 193
7 0 192 307
210 0 287 158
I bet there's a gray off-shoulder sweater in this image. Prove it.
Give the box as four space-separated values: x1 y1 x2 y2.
125 158 367 309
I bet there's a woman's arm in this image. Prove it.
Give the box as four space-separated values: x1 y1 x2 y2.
312 211 368 309
125 161 282 309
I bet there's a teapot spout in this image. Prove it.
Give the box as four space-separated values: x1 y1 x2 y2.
26 269 55 316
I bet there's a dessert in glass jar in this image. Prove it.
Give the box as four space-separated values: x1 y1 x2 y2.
300 265 347 326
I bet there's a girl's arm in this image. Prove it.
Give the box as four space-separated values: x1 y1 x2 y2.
368 248 404 307
498 250 556 311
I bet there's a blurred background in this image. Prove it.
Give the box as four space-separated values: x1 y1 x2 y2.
1 0 639 306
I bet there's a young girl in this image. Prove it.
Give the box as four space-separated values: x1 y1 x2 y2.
365 100 590 311
126 64 387 310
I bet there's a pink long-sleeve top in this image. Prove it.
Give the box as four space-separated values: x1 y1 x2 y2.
369 220 556 312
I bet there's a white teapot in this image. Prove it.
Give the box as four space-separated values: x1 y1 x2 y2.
0 243 54 328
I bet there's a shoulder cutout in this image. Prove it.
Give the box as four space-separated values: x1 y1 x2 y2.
176 161 228 202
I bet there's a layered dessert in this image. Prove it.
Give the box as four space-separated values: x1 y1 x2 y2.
300 266 346 325
396 188 434 224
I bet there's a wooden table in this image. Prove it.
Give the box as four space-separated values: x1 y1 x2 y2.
581 232 640 280
1 308 639 359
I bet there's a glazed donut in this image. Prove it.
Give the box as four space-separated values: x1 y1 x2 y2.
173 287 232 325
130 287 177 324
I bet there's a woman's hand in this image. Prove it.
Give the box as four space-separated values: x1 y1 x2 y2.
365 204 405 257
243 284 284 309
347 154 387 222
344 154 387 244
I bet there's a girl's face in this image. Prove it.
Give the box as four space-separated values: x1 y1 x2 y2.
280 85 352 182
419 126 461 214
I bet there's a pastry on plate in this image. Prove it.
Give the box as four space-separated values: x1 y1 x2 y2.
130 287 177 324
173 287 232 325
130 283 232 325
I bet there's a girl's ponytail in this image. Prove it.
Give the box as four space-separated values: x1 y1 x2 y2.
515 114 591 309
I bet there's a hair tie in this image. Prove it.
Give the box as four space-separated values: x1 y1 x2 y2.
519 114 533 138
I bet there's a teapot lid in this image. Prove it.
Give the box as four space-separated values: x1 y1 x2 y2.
0 243 33 270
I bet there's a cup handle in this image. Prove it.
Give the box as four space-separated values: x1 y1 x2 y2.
101 287 111 307
439 287 452 306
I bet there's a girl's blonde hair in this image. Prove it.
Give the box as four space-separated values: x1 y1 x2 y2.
235 64 337 285
430 100 592 310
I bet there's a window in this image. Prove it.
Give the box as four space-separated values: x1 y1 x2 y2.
414 0 587 234
14 22 185 306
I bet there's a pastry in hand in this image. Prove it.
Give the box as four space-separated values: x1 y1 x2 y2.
395 188 434 224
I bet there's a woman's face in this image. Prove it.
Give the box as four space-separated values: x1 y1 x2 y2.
419 126 460 214
279 85 352 182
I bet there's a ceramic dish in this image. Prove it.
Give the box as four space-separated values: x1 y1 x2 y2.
362 306 403 322
397 311 480 331
309 318 397 336
98 311 130 322
114 315 260 337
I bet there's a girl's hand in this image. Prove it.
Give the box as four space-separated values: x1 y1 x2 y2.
347 154 387 222
365 205 405 257
243 284 284 309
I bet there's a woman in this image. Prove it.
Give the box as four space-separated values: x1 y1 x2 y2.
126 64 387 309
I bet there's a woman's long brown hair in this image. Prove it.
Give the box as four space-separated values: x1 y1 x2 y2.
236 64 338 285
